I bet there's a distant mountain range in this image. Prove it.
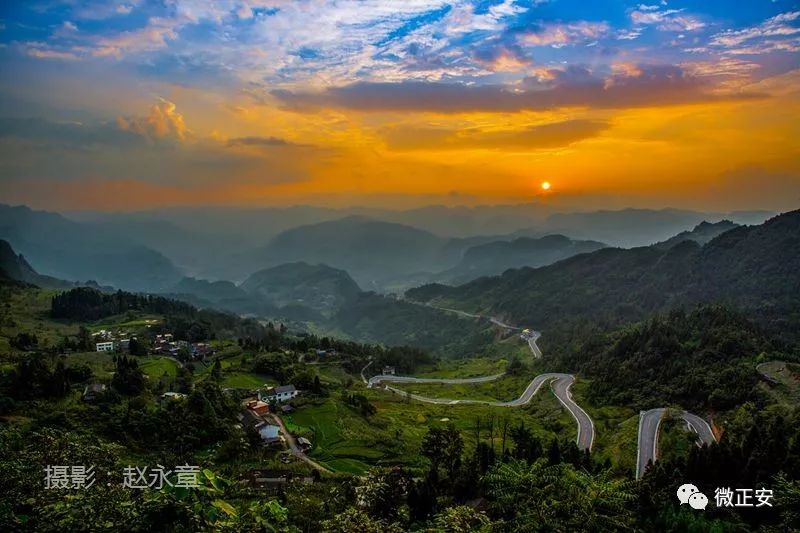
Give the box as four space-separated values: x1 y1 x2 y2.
408 209 800 342
435 234 606 285
240 217 611 290
540 208 770 247
0 239 114 291
62 204 774 284
653 219 740 250
0 204 182 291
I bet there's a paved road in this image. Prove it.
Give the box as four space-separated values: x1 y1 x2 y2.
377 301 717 466
525 332 543 358
369 372 594 451
636 408 716 479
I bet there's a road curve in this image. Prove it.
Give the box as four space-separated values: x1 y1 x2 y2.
636 408 716 479
369 372 594 451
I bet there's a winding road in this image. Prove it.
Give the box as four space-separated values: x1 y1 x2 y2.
365 368 594 451
368 302 716 475
636 408 716 479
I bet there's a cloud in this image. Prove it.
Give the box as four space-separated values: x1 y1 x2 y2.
226 136 309 148
272 64 763 113
116 98 189 142
630 6 705 32
381 119 610 151
521 21 610 47
0 116 140 147
92 16 180 57
708 11 800 55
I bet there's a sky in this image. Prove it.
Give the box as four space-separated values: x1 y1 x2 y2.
0 0 798 212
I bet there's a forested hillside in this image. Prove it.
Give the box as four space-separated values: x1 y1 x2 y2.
569 306 776 411
408 210 800 342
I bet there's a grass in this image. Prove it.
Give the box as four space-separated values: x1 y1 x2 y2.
90 315 162 334
140 357 180 379
220 371 274 389
283 375 576 475
389 374 535 403
0 285 79 352
413 357 508 379
64 351 117 379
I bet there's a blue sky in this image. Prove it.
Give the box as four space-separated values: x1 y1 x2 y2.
1 0 797 89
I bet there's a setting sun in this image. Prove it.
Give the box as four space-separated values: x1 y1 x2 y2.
541 181 552 191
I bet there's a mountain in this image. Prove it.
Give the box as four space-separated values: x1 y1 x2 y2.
408 209 800 343
0 239 40 283
248 217 459 290
0 204 183 291
0 239 103 289
654 219 739 250
540 208 773 248
436 234 606 285
240 262 361 317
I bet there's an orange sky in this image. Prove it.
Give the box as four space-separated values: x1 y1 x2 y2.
1 1 799 212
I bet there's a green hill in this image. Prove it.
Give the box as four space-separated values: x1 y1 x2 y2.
241 262 361 317
436 234 606 285
408 209 800 342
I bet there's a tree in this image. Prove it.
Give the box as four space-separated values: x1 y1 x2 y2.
421 425 464 481
321 508 404 533
354 468 411 522
485 460 636 531
433 506 491 533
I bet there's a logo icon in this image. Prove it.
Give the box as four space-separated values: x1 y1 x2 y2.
677 483 708 510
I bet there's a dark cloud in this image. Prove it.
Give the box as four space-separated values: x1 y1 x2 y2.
0 116 142 148
226 136 309 148
273 64 765 113
382 119 610 151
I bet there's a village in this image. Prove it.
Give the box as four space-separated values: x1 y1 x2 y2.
93 329 215 360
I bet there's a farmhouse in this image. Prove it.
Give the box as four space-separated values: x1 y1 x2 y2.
246 400 270 416
259 385 298 403
257 424 283 446
95 341 115 352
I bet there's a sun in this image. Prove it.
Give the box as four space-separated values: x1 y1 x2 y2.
540 181 551 191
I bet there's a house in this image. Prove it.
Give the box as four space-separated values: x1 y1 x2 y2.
82 383 107 401
96 341 115 352
161 392 186 401
280 404 295 414
257 424 283 446
382 366 396 376
238 409 262 428
259 385 298 403
297 436 312 452
246 400 270 416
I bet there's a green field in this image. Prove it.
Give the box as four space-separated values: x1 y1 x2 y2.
284 373 577 474
220 371 274 389
0 286 79 349
413 356 508 378
140 356 180 379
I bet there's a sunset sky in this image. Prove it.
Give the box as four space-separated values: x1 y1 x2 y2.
0 0 798 211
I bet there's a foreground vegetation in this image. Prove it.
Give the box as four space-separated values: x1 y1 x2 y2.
2 283 799 531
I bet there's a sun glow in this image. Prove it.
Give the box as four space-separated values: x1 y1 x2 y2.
541 181 551 191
